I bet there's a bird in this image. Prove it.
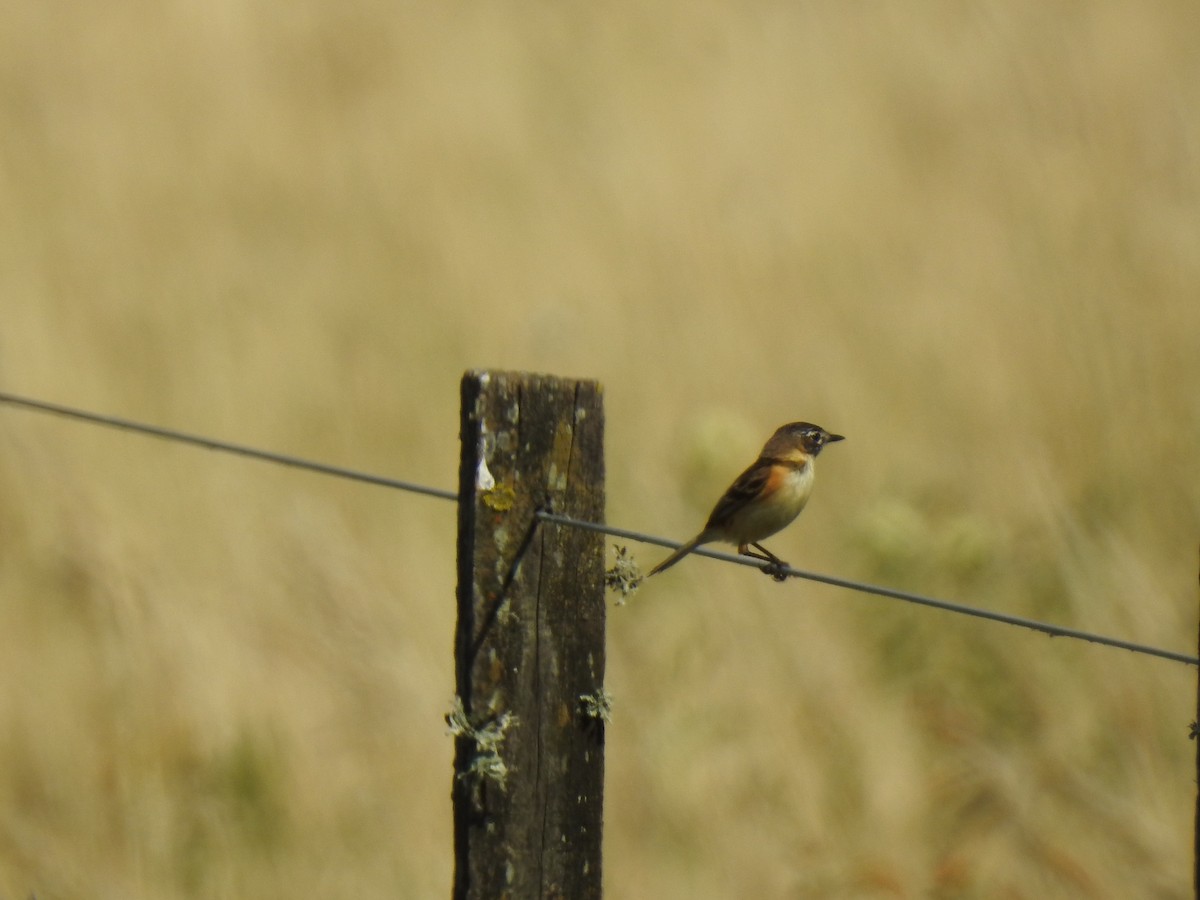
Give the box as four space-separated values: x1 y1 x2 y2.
648 422 844 579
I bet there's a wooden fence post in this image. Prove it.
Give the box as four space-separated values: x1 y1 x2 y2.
453 370 606 900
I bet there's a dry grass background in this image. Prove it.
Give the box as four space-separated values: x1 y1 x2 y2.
1 1 1198 897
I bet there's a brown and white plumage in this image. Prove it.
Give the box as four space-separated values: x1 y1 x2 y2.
649 422 844 577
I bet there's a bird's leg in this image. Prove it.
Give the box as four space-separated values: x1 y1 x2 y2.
739 543 790 582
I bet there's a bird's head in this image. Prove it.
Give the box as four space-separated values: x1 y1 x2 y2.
770 422 845 458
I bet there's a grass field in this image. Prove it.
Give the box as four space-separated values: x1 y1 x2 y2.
2 2 1198 897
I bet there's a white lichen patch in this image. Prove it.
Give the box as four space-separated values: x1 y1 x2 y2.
446 697 519 791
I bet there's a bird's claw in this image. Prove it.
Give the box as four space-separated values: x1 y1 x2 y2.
761 561 790 582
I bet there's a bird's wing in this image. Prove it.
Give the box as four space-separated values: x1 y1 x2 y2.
704 459 773 531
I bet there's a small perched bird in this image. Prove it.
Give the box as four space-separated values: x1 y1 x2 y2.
649 422 844 579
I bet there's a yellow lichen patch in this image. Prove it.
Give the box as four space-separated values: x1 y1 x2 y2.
546 421 574 493
482 482 517 512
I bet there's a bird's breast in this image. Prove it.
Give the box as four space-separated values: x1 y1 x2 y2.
771 460 815 511
730 460 815 542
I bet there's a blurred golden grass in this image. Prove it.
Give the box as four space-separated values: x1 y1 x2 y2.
1 1 1198 897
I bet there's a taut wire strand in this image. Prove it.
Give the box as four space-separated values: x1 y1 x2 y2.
0 391 456 500
537 511 1199 666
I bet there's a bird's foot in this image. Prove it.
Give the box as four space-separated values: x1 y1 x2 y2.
744 543 789 581
761 561 790 582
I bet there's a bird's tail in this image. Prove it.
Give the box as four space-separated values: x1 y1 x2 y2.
648 532 713 576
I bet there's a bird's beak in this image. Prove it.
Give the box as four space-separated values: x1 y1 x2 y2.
825 432 845 443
